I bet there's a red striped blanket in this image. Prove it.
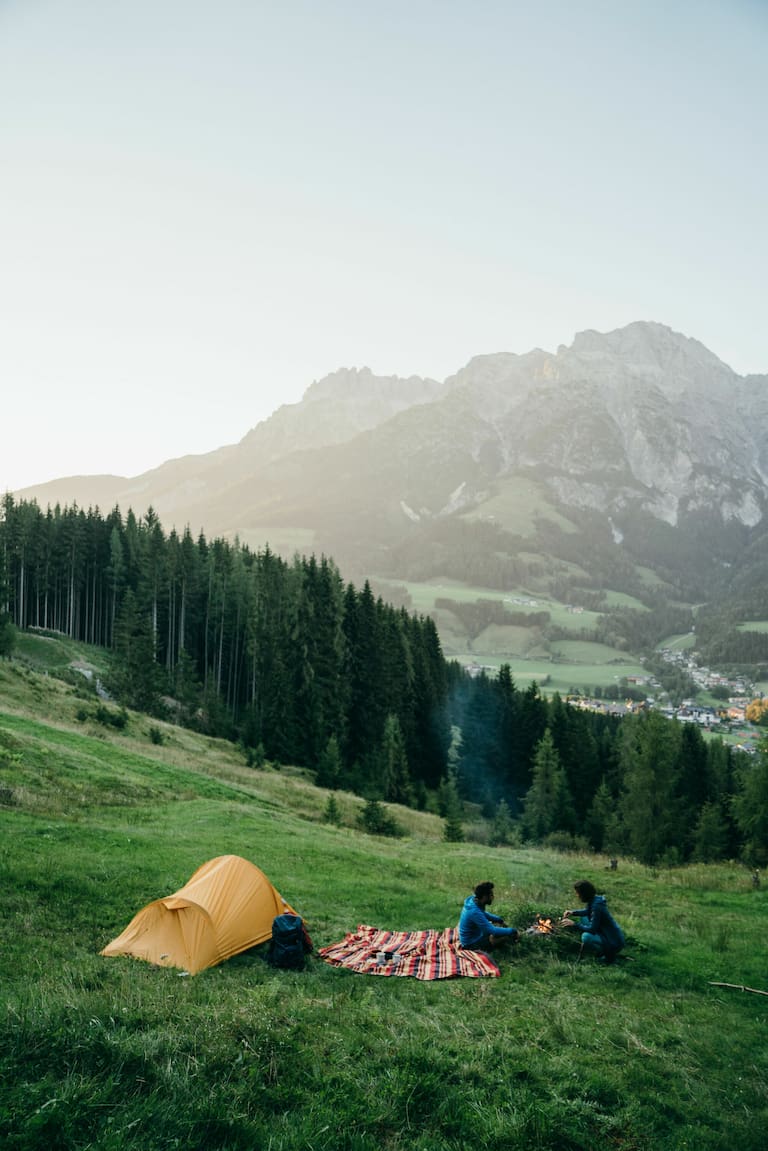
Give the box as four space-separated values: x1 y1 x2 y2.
317 924 501 979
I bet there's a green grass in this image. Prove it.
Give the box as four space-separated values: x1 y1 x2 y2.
737 620 768 633
450 655 647 695
463 477 579 536
1 662 767 1149
601 589 650 611
634 565 670 590
392 579 518 610
235 525 319 555
13 630 109 674
658 632 696 651
461 623 540 657
549 639 636 665
391 581 587 623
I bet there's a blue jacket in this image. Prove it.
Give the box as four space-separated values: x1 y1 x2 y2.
459 895 518 949
573 894 625 954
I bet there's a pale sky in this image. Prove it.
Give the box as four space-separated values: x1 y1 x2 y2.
2 0 767 492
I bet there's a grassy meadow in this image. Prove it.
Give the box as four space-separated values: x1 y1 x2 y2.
463 476 578 537
449 656 647 697
1 658 767 1150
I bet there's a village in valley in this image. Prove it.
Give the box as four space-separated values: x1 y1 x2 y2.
466 623 764 753
567 642 762 752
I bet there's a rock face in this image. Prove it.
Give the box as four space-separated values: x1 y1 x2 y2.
238 366 448 464
436 321 765 528
14 322 768 576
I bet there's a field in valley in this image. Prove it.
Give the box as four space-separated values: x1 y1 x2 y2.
374 578 649 689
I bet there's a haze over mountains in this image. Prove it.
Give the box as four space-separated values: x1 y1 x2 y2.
15 322 768 603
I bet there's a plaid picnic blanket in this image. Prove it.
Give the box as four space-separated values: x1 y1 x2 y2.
317 924 501 980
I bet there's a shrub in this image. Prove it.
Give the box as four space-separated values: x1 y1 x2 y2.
490 799 519 846
359 797 402 837
95 705 128 730
245 742 267 768
0 785 16 806
323 795 343 826
443 812 465 842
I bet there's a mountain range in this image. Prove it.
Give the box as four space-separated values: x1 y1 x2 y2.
15 321 768 608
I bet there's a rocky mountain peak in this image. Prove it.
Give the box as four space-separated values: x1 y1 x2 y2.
558 321 735 396
301 365 444 409
236 365 447 465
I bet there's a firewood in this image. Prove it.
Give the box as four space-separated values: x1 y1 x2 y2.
708 982 768 997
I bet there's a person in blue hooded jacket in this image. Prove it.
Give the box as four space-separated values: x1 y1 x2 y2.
459 881 520 951
562 880 625 963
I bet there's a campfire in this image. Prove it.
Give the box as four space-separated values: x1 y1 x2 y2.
526 916 557 936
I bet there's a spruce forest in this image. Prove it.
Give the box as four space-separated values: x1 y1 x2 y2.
1 494 766 867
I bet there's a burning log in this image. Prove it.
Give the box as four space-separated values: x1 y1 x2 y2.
525 916 557 936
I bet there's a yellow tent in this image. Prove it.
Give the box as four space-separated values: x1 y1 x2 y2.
101 855 297 974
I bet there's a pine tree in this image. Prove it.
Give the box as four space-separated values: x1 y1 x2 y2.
443 803 465 843
0 611 14 659
441 770 465 842
110 589 163 714
691 801 730 862
343 582 384 774
246 741 266 769
0 544 14 660
323 794 342 826
439 727 464 819
490 799 515 846
549 693 600 824
512 680 549 793
317 734 343 790
406 613 449 790
379 713 413 805
619 711 682 865
732 743 768 865
454 674 502 802
522 728 572 842
446 724 463 778
359 797 401 837
0 554 14 661
584 778 616 852
675 722 711 850
106 525 125 649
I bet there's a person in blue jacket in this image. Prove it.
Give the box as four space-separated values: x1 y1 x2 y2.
459 881 520 951
562 880 625 963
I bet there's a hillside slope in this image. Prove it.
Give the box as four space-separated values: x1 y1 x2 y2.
1 658 766 1151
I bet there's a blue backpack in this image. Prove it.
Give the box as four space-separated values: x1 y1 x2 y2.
267 914 311 970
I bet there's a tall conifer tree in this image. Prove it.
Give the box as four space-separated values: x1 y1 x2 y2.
522 728 572 841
